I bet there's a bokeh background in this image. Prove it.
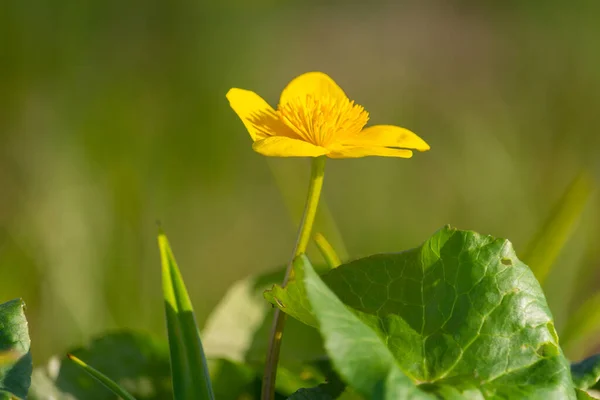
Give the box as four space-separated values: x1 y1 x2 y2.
1 0 599 365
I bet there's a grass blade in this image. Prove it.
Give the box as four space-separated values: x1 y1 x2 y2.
158 231 215 400
561 291 600 359
522 171 595 285
66 354 136 400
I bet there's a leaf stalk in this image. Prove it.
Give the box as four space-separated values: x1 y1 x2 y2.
261 156 327 400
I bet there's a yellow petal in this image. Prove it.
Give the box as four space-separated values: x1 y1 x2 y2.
226 88 296 141
327 146 413 159
252 136 329 157
342 125 430 151
280 72 347 105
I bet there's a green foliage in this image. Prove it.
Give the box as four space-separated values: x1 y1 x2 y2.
28 329 288 400
264 274 317 328
298 254 434 399
202 265 327 371
286 386 341 400
208 359 257 399
28 331 171 400
285 364 346 400
571 355 600 390
15 222 600 399
66 354 137 400
7 169 600 399
0 299 31 399
202 264 327 396
575 389 596 399
159 232 214 400
269 227 578 398
209 357 320 399
287 387 333 400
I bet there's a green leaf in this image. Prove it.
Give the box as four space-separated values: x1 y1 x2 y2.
0 390 18 400
575 388 597 399
269 226 577 398
66 354 136 400
272 364 324 398
201 273 277 362
286 368 346 400
202 265 326 396
572 355 600 390
264 276 317 329
522 171 594 285
210 357 324 400
208 358 256 399
158 232 214 400
299 255 434 399
244 305 326 395
287 386 333 400
203 265 325 364
29 331 171 400
287 387 364 400
0 299 31 399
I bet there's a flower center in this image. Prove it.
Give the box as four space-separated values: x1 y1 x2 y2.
277 95 369 147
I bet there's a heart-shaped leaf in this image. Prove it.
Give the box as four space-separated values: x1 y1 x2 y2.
299 255 434 399
267 226 576 398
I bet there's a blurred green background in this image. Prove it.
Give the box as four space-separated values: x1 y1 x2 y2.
1 0 599 365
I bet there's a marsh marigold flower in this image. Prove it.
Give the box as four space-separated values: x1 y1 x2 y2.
226 72 430 158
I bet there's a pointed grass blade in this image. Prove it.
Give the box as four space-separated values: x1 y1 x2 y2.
522 171 595 285
66 354 136 400
158 232 215 400
561 292 600 358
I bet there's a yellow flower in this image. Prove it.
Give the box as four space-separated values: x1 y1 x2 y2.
226 72 430 158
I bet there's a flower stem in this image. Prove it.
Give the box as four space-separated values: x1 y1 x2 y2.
261 156 327 400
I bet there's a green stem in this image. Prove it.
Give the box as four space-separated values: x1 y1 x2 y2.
314 232 342 269
261 156 327 400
